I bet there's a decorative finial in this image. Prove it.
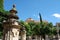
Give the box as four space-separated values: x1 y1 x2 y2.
9 4 17 13
13 4 16 8
12 4 16 11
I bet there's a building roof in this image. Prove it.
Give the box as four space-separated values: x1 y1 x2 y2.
25 18 48 23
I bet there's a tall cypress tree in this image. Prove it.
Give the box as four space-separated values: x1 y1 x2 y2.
0 0 4 9
39 13 42 24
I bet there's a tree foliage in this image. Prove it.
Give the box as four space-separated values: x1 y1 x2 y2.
0 0 10 38
0 0 4 10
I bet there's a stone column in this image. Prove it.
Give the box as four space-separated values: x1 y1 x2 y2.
12 28 20 40
3 26 20 40
3 4 20 40
28 36 32 40
21 29 26 40
56 23 59 40
45 35 49 40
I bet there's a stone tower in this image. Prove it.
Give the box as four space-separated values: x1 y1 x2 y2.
3 5 20 40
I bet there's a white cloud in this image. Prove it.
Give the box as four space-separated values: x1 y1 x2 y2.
52 13 60 18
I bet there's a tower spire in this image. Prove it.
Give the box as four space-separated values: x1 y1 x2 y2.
3 4 20 40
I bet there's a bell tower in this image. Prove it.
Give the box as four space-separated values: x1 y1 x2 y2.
3 4 20 40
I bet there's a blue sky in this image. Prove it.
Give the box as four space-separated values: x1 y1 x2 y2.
4 0 60 25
